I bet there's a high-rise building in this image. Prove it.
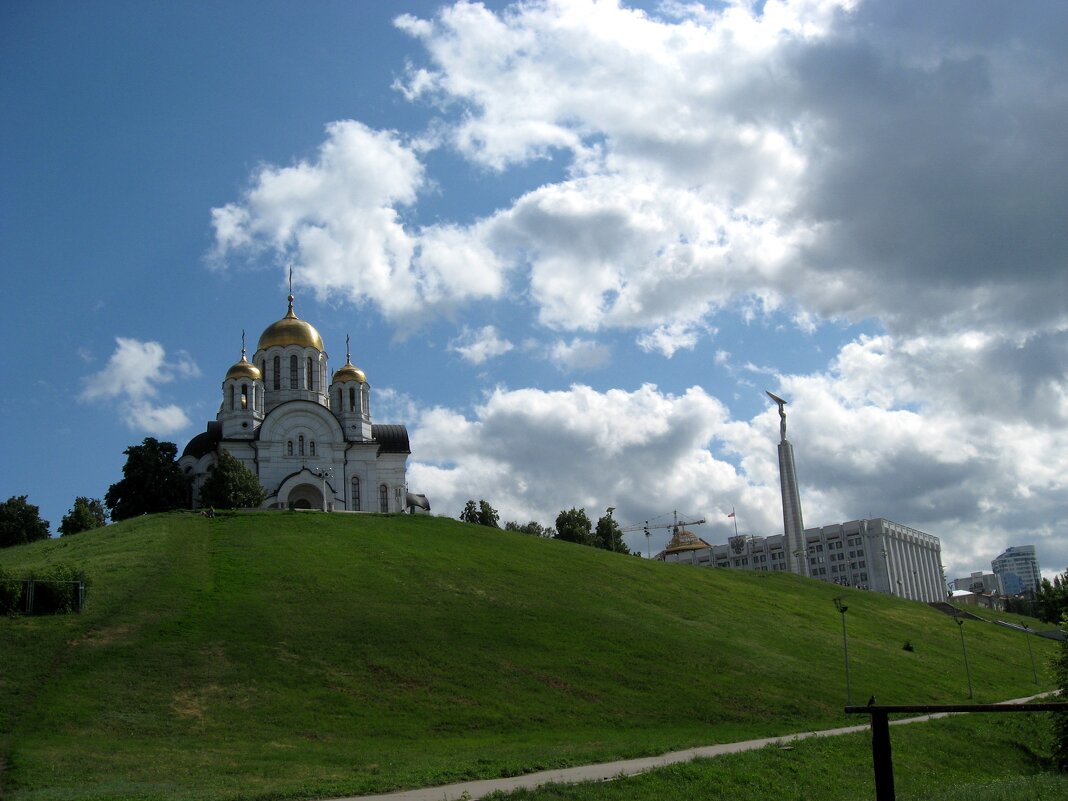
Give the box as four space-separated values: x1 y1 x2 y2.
991 546 1041 596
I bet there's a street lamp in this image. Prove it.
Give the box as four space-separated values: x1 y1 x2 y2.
316 467 332 512
1023 624 1039 684
955 618 973 699
881 547 891 595
833 596 852 705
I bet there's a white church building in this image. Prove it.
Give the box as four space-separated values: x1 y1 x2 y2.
180 294 410 512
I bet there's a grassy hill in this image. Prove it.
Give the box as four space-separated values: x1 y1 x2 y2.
0 511 1059 801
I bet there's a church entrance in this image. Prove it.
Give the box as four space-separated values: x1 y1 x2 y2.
286 483 324 510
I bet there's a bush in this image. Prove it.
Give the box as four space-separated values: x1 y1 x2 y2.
0 565 24 615
0 564 89 615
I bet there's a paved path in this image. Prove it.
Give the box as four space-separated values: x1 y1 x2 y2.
326 692 1056 801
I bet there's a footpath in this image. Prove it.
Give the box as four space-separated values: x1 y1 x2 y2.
327 692 1055 801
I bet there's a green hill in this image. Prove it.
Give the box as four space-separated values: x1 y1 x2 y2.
0 512 1058 801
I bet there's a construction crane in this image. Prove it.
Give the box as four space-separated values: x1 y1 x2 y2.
620 510 707 558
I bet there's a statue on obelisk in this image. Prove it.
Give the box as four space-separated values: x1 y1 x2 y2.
767 390 807 576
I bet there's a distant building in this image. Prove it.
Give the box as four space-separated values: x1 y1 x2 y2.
948 571 999 595
991 545 1041 596
658 518 945 603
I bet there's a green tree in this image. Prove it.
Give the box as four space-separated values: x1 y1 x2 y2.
105 438 190 521
59 497 108 536
594 513 629 553
0 495 50 548
1037 571 1068 624
554 507 593 546
459 499 499 527
477 500 500 528
197 450 266 510
460 500 479 524
505 520 554 537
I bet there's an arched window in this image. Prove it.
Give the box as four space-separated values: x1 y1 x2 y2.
290 355 298 389
362 384 370 417
349 387 356 412
287 440 293 456
240 384 248 410
309 440 315 457
306 357 314 390
229 385 235 411
299 435 304 456
351 477 360 511
379 484 388 513
273 356 280 390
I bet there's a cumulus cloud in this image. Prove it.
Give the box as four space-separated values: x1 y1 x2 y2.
449 325 514 364
210 120 506 326
81 337 199 435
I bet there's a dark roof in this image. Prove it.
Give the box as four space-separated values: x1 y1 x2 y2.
181 421 222 459
372 424 411 454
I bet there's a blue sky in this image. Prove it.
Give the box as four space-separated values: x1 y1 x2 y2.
3 0 1067 579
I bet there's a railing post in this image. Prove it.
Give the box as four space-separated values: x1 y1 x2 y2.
871 710 896 801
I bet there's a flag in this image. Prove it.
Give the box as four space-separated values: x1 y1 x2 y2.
727 511 735 518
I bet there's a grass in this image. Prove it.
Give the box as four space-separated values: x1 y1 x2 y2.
0 511 1061 800
491 712 1067 800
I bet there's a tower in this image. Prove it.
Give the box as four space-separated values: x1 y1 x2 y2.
767 391 807 577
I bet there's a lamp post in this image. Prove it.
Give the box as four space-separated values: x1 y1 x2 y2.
955 618 973 699
1023 624 1039 684
882 547 890 595
834 596 852 705
316 467 332 512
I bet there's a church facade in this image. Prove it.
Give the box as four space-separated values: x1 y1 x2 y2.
180 294 410 511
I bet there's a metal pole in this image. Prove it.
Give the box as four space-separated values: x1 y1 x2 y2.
834 597 852 705
870 710 896 801
955 619 973 699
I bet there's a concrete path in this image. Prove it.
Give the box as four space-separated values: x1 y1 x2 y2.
326 692 1055 801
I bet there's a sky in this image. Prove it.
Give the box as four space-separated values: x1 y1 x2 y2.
3 0 1067 581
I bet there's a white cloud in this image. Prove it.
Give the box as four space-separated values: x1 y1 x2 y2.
549 337 611 372
80 338 199 435
449 325 514 364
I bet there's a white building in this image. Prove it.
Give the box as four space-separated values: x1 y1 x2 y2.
991 545 1041 596
180 294 410 512
660 518 945 603
948 571 999 595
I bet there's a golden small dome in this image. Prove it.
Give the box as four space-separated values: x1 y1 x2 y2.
257 295 325 351
332 361 366 384
225 354 262 382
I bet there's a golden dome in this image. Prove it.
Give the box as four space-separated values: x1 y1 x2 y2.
225 354 262 382
331 335 366 383
257 295 324 351
332 361 366 384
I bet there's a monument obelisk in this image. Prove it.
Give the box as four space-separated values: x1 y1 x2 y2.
767 391 807 576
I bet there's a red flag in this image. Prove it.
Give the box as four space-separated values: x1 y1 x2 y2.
727 511 735 518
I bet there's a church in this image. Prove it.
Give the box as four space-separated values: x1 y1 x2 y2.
180 293 410 511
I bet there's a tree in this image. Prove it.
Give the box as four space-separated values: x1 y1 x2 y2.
594 513 629 554
459 499 499 527
0 496 50 548
554 507 593 546
460 500 480 524
505 520 554 538
1037 571 1068 624
477 500 500 528
59 497 108 536
105 438 190 521
197 450 266 510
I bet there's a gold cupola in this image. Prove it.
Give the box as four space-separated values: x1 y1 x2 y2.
257 294 325 351
225 352 262 381
331 335 366 383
